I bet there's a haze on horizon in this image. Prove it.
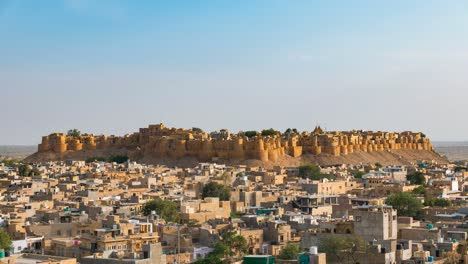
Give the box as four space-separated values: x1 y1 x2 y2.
1 0 468 145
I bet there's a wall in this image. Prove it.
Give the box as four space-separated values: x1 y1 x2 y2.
37 124 433 162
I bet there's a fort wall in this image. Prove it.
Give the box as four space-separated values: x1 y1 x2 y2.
37 124 433 162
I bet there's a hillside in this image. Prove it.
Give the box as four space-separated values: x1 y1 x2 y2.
25 148 447 168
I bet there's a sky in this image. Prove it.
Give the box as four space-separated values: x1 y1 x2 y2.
1 0 468 145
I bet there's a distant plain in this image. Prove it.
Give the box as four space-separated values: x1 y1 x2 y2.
432 141 468 162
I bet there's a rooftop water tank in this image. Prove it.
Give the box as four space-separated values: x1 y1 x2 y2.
310 246 318 255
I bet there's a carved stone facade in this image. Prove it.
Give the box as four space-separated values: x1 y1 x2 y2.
37 124 433 162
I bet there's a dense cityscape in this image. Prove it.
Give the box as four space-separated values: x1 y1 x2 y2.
0 126 466 264
3 1 468 264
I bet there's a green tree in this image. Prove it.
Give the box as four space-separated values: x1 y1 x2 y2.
318 234 368 264
30 168 40 176
0 230 13 251
193 255 225 264
278 243 301 260
18 165 39 176
67 129 81 138
202 182 231 201
230 211 243 219
432 198 452 207
244 131 258 138
412 186 426 195
192 127 203 133
108 155 128 164
0 159 20 167
261 128 279 137
386 192 423 218
197 231 247 263
298 164 335 181
221 231 248 258
353 171 366 179
18 164 31 176
299 164 321 179
407 171 426 185
375 162 383 168
211 242 230 258
284 128 292 134
142 199 180 223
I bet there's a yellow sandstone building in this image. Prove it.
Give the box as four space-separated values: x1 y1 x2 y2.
37 124 433 162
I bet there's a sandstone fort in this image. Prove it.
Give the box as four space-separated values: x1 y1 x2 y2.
31 124 438 165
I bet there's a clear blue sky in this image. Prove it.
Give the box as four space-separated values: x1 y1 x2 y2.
1 0 468 145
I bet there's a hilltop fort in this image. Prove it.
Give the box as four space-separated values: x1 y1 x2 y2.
27 124 446 166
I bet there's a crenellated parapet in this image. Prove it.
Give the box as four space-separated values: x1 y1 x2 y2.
37 124 433 161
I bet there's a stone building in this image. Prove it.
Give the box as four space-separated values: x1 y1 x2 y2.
36 124 433 162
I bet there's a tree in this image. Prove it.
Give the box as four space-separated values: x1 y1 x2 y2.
261 128 279 137
230 211 243 219
407 171 426 185
412 185 426 195
18 164 31 176
30 168 40 176
411 187 450 207
193 255 224 264
386 192 423 218
278 243 301 260
429 198 452 207
299 164 321 179
108 155 128 164
142 199 180 223
375 162 383 168
244 131 258 138
318 234 368 264
284 128 292 134
67 129 81 138
298 164 335 181
220 231 247 258
353 171 365 179
0 159 20 167
0 230 13 251
18 165 40 177
197 231 247 263
202 182 231 201
192 127 203 133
